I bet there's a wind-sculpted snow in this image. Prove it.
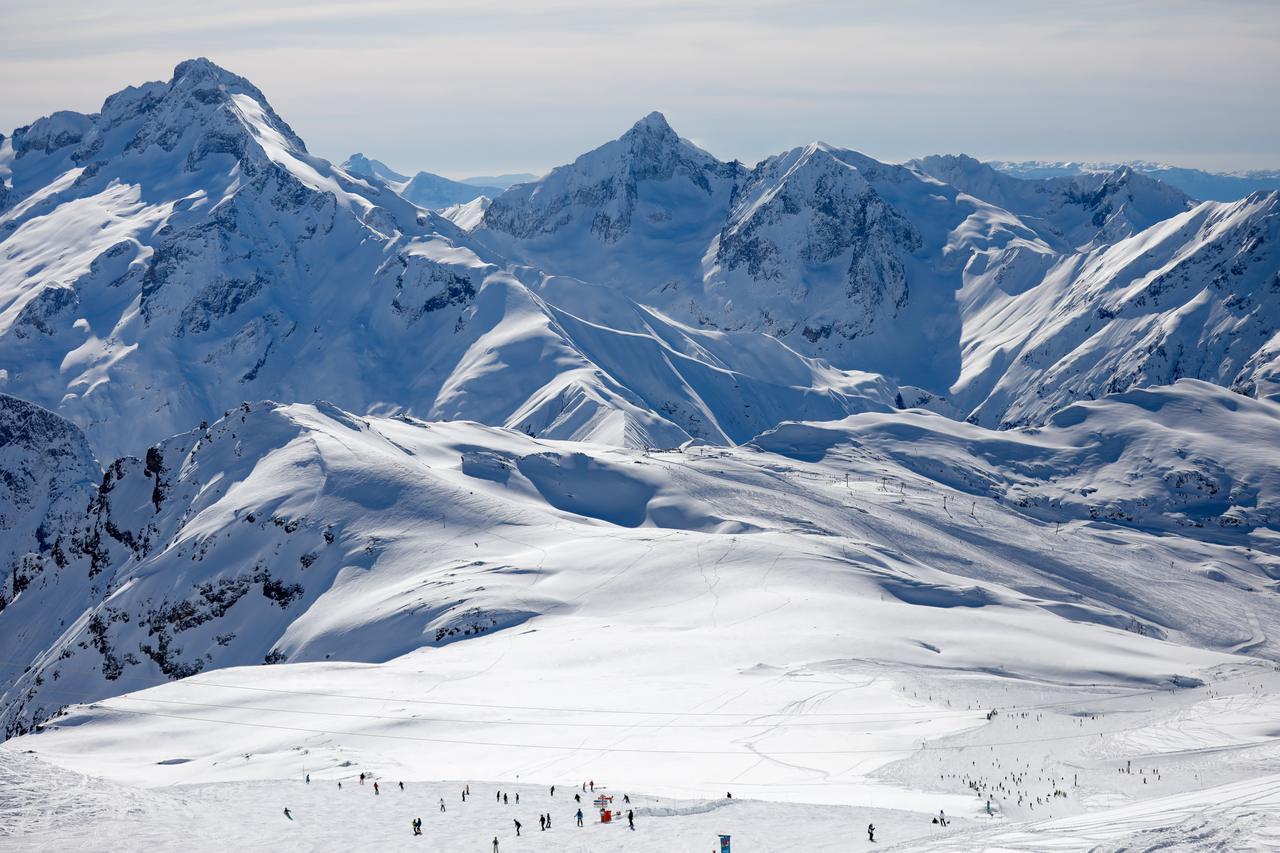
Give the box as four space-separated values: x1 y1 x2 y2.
754 380 1280 538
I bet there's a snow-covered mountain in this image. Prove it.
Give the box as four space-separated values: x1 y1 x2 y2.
958 189 1280 426
989 159 1280 203
0 61 912 461
3 382 1276 740
3 60 1280 849
341 152 503 209
476 117 1280 425
911 154 1195 251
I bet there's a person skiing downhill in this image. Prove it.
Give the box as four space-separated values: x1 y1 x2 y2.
283 807 293 821
575 793 581 803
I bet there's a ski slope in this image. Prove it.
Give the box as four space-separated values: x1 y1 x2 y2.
5 664 1279 851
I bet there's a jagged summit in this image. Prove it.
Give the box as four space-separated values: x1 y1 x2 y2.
171 57 253 89
628 110 675 134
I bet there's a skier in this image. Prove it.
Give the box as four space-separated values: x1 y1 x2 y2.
550 785 556 797
726 792 732 799
374 781 380 795
576 808 584 827
399 781 404 791
868 823 875 842
503 793 508 805
359 772 365 785
623 794 630 804
590 780 595 792
466 784 471 796
439 798 446 813
546 812 552 829
627 809 635 830
283 807 293 820
514 819 522 836
515 793 520 804
497 790 501 803
575 793 581 803
492 837 499 853
412 817 422 836
539 815 546 831
338 782 342 790
462 788 467 802
305 773 310 784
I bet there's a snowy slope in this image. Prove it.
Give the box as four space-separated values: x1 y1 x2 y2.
957 190 1280 426
3 385 1276 742
2 388 1278 848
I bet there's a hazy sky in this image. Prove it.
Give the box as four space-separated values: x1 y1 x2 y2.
2 0 1277 177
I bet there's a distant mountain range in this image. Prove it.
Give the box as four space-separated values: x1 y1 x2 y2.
989 159 1280 202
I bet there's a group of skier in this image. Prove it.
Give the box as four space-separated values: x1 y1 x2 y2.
283 773 639 841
